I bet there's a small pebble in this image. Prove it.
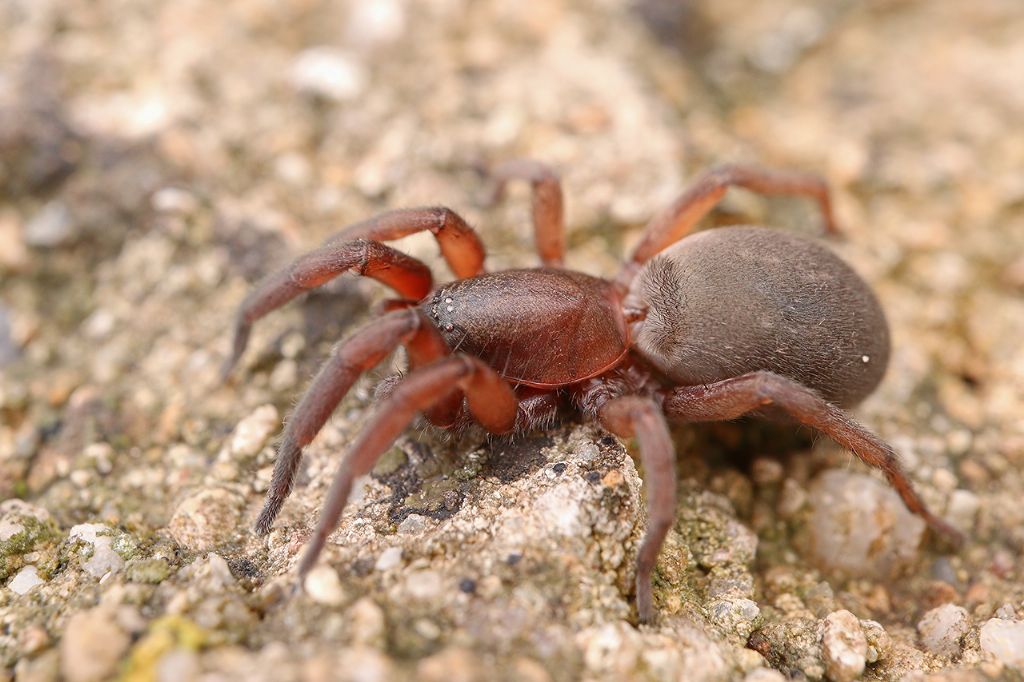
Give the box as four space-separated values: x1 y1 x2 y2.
860 619 892 663
69 523 125 579
168 487 243 551
397 513 428 534
8 565 43 594
289 48 367 102
304 564 346 606
946 489 980 532
406 570 443 600
375 546 402 571
60 608 131 682
348 597 386 647
24 201 77 248
979 618 1024 669
821 610 868 682
808 471 925 578
917 603 970 656
708 597 762 638
224 404 279 459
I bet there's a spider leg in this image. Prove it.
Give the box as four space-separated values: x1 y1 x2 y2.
617 165 837 287
297 355 518 579
254 308 454 535
479 159 565 267
325 207 486 279
662 371 963 545
223 207 485 379
598 396 676 624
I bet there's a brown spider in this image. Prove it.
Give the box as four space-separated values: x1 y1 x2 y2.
222 160 961 622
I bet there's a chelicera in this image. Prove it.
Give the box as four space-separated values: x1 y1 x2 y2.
222 160 961 622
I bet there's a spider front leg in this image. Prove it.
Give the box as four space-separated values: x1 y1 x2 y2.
254 308 453 534
662 371 963 544
297 355 518 579
598 396 677 624
222 206 486 378
479 159 565 267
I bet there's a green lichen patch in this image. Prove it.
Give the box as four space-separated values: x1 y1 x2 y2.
125 557 173 584
0 501 60 582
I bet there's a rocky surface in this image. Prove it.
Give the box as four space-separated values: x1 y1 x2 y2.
2 0 1023 680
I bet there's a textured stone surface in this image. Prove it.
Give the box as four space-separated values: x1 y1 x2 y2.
821 610 868 682
917 604 971 657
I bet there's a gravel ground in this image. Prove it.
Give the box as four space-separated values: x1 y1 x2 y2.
2 1 1023 680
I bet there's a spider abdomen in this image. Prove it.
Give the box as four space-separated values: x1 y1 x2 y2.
630 226 890 407
425 269 629 388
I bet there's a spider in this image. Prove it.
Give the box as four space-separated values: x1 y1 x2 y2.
222 160 961 623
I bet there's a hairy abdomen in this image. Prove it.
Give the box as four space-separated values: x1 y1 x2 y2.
631 227 890 407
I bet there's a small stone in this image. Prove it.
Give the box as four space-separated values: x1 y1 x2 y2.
304 564 346 606
995 604 1017 620
69 523 126 578
709 597 762 639
155 648 200 682
8 564 43 594
268 359 298 391
60 608 131 682
375 546 402 572
125 557 172 584
821 610 868 682
946 489 980 532
20 624 51 655
397 514 428 534
151 187 198 214
346 0 407 48
289 48 367 102
917 603 971 656
24 201 77 248
0 305 18 366
808 471 925 578
979 618 1024 669
405 570 443 601
224 404 279 459
1 500 58 581
859 619 892 663
751 458 784 485
348 597 386 647
168 487 244 551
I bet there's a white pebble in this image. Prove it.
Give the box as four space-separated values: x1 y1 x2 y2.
289 48 367 102
405 570 443 601
946 489 980 532
226 404 279 459
69 523 125 579
808 471 924 578
980 618 1024 669
346 0 406 48
8 565 43 594
304 564 346 606
821 610 867 682
397 514 428 534
917 603 970 656
375 546 403 572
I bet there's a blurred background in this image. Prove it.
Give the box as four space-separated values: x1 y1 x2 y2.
2 0 1023 680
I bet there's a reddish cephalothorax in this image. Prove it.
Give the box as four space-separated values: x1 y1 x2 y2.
222 161 961 623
